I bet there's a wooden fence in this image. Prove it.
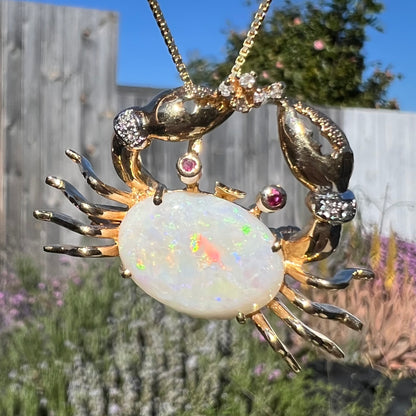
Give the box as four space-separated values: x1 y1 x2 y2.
1 1 415 274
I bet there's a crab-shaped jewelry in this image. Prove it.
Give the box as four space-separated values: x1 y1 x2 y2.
34 0 373 372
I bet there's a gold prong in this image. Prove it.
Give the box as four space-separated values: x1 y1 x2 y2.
272 239 282 253
236 312 247 324
153 183 167 205
214 182 246 202
249 205 262 218
119 266 132 279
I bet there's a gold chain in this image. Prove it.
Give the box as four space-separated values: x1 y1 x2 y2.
147 0 273 87
147 0 193 89
229 0 273 78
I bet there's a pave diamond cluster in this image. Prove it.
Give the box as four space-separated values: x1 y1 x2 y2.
308 190 357 223
218 72 285 113
113 108 147 148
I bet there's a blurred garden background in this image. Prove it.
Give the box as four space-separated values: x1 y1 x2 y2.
1 1 416 414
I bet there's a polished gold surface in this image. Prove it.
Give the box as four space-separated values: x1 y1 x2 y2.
251 312 301 372
214 182 246 202
34 0 374 371
268 298 344 358
279 284 363 331
277 99 353 193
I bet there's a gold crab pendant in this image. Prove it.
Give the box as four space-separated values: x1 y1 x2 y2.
33 0 374 372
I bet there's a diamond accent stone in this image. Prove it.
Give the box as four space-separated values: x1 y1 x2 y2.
113 108 146 148
119 192 284 319
266 82 285 100
239 73 256 88
253 89 266 105
218 81 234 97
309 190 356 223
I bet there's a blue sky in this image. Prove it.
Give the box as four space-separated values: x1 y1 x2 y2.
24 0 416 112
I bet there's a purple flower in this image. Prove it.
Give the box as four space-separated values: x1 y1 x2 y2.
253 363 265 376
72 276 82 286
268 369 282 381
11 293 26 305
9 308 19 318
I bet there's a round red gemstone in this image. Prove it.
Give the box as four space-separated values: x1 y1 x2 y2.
181 157 197 173
266 188 286 208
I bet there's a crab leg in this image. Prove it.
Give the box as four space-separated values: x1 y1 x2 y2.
268 298 344 358
285 264 374 290
66 149 134 206
279 283 362 331
33 211 119 239
45 176 127 223
111 137 166 204
281 221 341 265
44 244 119 258
251 311 301 372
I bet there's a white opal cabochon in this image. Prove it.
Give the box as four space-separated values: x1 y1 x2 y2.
118 191 284 319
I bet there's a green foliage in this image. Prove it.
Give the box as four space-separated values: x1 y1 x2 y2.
1 247 415 414
14 257 41 292
188 0 400 108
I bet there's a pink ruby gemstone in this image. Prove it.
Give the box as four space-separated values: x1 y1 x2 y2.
181 157 197 173
266 188 285 208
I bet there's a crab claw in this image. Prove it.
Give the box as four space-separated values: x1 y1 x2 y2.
277 99 353 193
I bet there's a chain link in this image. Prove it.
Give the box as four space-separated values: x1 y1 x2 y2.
229 0 273 78
147 0 273 87
147 0 193 89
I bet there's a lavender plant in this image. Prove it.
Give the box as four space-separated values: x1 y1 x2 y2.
0 259 331 415
1 239 414 414
307 226 416 378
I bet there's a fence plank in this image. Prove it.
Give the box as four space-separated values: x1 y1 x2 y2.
1 1 415 275
0 2 118 273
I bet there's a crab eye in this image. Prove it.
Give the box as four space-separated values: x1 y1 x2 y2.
113 108 148 149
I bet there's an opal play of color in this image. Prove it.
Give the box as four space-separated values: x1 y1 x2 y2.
118 191 284 319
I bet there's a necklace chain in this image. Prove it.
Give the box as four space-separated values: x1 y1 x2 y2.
147 0 193 89
229 0 272 78
147 0 273 87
